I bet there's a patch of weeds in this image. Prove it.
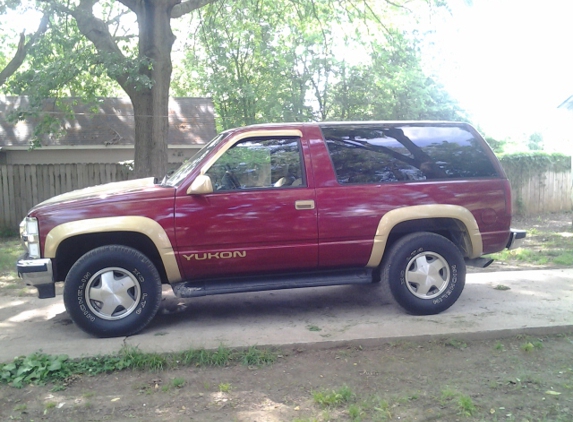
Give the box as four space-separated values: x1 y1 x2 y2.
178 345 232 366
51 383 68 392
241 346 277 367
307 325 322 332
312 385 354 408
444 338 467 350
45 401 57 410
553 252 573 266
171 377 185 388
458 394 476 416
373 398 392 420
13 404 27 412
210 345 233 366
348 403 364 421
521 339 543 352
119 347 168 370
134 383 153 395
218 382 232 393
0 237 22 281
494 284 511 291
440 388 476 416
0 353 71 388
494 341 505 351
440 387 457 405
1 345 279 388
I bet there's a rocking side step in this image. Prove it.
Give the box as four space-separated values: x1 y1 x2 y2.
171 268 375 299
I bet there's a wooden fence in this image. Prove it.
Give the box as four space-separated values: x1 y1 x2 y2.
1 163 571 231
510 170 572 216
1 164 132 230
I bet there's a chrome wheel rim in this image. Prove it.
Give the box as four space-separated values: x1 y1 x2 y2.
405 252 450 299
85 267 141 320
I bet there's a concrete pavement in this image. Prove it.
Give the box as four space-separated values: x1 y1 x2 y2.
1 269 572 362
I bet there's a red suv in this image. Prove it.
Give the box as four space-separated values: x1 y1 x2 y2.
17 121 525 337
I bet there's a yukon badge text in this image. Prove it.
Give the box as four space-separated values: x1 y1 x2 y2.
183 251 247 261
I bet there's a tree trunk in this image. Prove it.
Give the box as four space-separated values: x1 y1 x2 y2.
130 0 178 179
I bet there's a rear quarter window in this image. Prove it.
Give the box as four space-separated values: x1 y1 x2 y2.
321 124 499 184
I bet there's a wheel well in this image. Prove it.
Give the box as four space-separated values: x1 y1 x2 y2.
53 232 169 284
386 218 472 258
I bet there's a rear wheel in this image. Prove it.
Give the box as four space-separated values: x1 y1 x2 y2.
381 232 466 315
63 245 162 337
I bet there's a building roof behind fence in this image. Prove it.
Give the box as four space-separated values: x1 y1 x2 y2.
0 96 217 147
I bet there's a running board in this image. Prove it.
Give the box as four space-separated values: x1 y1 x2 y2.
171 268 374 299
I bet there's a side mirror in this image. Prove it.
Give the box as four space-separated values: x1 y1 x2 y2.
187 174 214 195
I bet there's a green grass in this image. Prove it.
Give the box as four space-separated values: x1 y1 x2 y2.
0 237 21 277
0 345 279 388
218 382 232 393
171 377 186 388
488 229 573 267
521 339 544 352
312 385 354 407
457 394 477 416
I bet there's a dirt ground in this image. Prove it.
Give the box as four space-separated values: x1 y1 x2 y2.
1 213 572 422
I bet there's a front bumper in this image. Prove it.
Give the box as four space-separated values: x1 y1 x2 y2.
507 229 527 250
17 254 56 298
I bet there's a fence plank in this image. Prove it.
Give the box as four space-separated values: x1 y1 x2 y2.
0 163 133 229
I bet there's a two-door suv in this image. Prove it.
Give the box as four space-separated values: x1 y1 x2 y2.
17 121 525 337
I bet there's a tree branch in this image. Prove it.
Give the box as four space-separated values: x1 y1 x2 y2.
171 0 218 19
116 0 139 12
0 13 50 87
68 0 133 94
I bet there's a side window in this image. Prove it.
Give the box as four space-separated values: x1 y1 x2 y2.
322 125 498 185
206 137 304 191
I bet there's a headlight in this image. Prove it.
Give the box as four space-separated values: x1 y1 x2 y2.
20 217 41 259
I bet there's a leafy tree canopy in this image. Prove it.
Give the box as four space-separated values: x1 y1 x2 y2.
173 0 464 130
1 0 459 177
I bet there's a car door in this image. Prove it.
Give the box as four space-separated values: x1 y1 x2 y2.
174 135 318 280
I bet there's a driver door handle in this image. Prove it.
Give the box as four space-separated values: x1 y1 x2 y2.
295 200 315 210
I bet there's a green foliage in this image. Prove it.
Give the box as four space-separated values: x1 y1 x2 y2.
175 0 463 130
241 346 277 366
171 377 186 388
0 345 278 388
485 136 506 154
0 236 20 281
527 132 544 151
218 382 232 392
457 394 476 416
0 353 71 388
3 12 131 146
312 385 354 407
500 152 571 180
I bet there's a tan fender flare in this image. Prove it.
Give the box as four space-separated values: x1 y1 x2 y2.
45 216 182 283
366 204 483 268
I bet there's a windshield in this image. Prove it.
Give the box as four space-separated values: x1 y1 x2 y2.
163 132 229 187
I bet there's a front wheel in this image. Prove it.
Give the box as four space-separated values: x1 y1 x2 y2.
63 245 162 337
381 232 466 315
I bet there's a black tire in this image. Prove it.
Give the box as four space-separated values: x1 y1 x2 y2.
63 245 162 337
381 232 466 315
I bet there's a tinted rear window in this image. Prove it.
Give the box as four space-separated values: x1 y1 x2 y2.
321 124 498 184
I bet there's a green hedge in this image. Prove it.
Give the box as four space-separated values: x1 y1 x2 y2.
499 152 571 181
